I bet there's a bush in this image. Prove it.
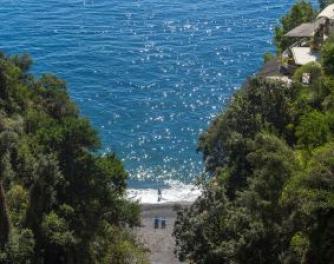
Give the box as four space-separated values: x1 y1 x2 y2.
321 36 334 75
296 110 330 149
293 62 323 85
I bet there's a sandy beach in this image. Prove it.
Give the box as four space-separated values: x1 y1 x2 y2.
136 203 190 264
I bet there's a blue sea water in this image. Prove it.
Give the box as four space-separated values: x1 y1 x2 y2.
0 0 316 193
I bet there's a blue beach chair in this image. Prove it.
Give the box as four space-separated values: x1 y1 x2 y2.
154 217 159 229
161 217 166 229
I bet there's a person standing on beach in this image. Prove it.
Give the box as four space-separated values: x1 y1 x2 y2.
157 187 162 202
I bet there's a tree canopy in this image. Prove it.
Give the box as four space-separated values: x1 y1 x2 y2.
0 52 148 263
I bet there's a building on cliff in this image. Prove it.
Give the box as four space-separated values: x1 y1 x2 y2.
282 4 334 72
261 4 334 85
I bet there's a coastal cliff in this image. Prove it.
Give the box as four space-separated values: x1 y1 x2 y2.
1 0 334 263
174 1 334 263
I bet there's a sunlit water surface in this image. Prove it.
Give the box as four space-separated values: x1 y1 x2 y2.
0 0 317 202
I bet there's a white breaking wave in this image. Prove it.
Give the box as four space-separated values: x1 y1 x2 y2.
126 180 202 204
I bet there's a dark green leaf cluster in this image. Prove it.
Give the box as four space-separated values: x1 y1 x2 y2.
0 52 148 263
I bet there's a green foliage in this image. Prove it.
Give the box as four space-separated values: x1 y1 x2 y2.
92 222 148 264
174 186 230 263
321 35 334 76
0 52 145 263
290 232 309 260
263 52 275 63
0 57 31 113
95 154 128 193
198 77 296 197
174 3 334 262
292 62 334 109
292 62 323 84
274 1 315 53
10 54 32 73
282 142 334 262
7 185 28 227
41 211 76 248
175 134 298 263
0 228 35 264
296 110 331 149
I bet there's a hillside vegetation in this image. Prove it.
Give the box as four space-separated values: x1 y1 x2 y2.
0 52 147 263
174 1 334 263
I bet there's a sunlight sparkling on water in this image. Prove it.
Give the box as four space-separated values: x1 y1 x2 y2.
0 0 317 195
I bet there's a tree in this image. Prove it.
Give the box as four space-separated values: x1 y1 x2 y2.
0 52 145 262
0 131 18 248
295 110 330 149
231 134 297 263
174 134 298 263
40 211 76 264
174 186 230 263
0 228 35 264
198 78 296 197
321 36 334 76
274 1 315 53
0 179 10 249
283 142 334 263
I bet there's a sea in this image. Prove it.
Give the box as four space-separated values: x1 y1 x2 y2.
0 0 317 203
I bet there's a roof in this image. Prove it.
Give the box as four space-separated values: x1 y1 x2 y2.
285 23 316 37
317 3 334 19
291 47 319 65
